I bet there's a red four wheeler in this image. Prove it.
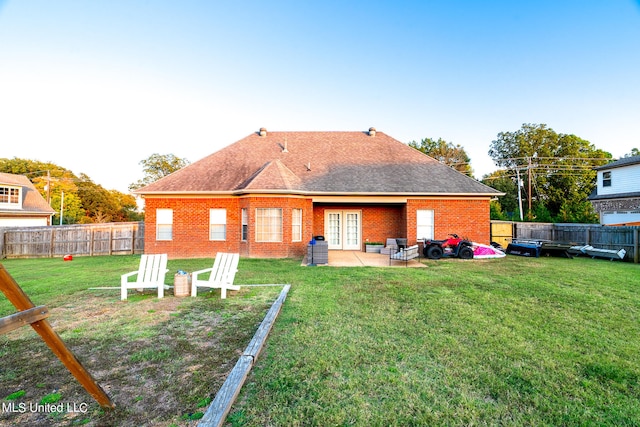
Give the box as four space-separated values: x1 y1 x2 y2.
423 234 474 260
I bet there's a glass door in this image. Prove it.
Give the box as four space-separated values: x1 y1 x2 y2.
343 212 360 250
325 210 361 250
326 211 341 250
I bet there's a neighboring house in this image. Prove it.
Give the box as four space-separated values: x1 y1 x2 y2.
0 172 56 227
135 128 503 258
589 155 640 226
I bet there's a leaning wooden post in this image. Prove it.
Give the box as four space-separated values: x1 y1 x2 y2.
0 264 115 408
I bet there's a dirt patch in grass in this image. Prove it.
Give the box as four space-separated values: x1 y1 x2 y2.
0 287 279 426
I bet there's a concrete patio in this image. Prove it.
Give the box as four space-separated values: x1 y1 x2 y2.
303 250 426 268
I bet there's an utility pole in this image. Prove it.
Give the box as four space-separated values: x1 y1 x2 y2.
528 157 532 213
46 170 51 204
516 167 524 221
59 191 64 225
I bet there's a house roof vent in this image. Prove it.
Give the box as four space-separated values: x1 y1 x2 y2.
368 127 376 137
259 127 267 137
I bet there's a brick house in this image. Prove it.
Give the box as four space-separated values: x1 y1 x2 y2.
135 128 502 258
0 172 55 227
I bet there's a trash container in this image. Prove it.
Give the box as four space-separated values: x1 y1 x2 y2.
173 272 191 297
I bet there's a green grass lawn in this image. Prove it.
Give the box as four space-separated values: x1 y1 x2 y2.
1 255 639 426
231 256 640 427
0 256 283 426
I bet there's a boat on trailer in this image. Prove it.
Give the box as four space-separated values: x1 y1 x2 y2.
571 245 626 261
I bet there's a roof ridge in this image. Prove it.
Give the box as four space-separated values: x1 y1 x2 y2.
235 161 271 190
236 159 302 191
272 159 302 190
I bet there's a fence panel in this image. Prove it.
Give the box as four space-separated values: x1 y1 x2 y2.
1 222 144 259
490 221 513 249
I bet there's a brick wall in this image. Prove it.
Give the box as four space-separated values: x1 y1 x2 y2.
144 196 491 258
406 198 491 245
238 196 313 258
144 197 240 258
144 196 312 259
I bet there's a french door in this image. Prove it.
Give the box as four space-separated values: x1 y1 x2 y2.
325 210 361 250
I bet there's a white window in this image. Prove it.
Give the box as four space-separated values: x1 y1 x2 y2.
241 208 248 241
416 209 434 240
209 209 227 240
603 171 612 187
292 208 302 242
0 186 21 208
256 208 282 242
156 209 173 241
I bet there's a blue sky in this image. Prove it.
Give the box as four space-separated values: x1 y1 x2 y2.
1 1 639 192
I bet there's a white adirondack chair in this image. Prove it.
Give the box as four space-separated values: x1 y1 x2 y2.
191 253 240 299
121 254 169 300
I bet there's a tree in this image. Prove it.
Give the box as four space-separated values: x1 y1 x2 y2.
77 174 117 223
76 174 142 223
129 153 190 191
111 190 143 222
481 170 519 220
486 123 611 223
1 157 141 224
408 138 473 176
0 158 83 223
623 148 639 158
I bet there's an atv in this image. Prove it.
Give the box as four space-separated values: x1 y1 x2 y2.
423 233 474 260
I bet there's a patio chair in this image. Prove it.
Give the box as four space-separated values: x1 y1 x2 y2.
389 244 420 266
191 253 240 299
381 238 399 255
121 254 169 300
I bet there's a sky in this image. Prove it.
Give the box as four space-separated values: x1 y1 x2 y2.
1 0 639 193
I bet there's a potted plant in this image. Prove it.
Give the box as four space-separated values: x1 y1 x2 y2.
365 242 384 253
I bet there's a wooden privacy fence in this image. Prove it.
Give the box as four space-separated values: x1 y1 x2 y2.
0 222 144 259
491 221 640 263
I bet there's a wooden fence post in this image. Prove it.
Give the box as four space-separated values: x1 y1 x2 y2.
634 228 639 264
0 264 115 408
49 228 55 258
130 223 136 255
585 226 590 245
0 228 5 259
108 225 113 256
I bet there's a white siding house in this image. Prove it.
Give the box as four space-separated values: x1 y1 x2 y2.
0 173 55 227
589 156 640 225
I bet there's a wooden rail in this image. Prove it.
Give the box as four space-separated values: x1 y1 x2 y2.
0 305 49 335
0 264 115 408
198 284 291 427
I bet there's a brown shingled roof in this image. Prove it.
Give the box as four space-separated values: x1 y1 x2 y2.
0 172 56 214
136 130 501 196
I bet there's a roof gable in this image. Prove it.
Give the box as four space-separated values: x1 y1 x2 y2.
137 130 501 196
0 172 56 214
239 160 302 190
